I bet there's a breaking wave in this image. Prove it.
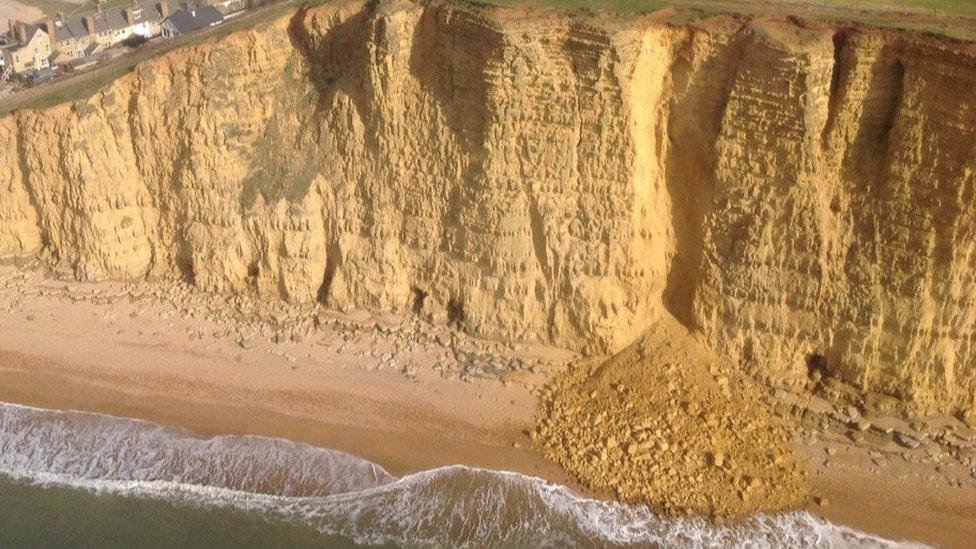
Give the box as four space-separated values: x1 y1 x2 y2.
0 401 922 548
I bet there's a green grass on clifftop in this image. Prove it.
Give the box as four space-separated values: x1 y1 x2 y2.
485 0 976 16
484 0 976 40
1 0 974 117
13 0 81 17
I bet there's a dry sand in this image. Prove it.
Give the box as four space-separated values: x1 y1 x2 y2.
0 265 974 547
0 265 577 482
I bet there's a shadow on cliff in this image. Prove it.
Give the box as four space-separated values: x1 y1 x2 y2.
406 5 495 144
286 2 375 120
661 26 749 329
280 1 419 308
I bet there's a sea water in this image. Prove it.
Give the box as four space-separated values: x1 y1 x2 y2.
0 401 923 548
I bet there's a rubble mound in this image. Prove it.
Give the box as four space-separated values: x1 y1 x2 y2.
536 316 808 518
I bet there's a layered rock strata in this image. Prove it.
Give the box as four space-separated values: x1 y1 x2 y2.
1 0 974 414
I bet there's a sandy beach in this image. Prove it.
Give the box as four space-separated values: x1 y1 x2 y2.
0 265 973 547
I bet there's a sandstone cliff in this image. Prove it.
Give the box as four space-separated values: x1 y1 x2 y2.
1 0 974 415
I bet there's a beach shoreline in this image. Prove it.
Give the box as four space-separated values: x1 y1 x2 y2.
0 349 570 484
0 267 974 547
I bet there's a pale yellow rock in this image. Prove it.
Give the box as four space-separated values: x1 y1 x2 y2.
0 1 973 415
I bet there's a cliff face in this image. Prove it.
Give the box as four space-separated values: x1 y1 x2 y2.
1 0 974 414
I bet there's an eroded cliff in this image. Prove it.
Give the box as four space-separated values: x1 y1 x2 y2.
1 0 975 415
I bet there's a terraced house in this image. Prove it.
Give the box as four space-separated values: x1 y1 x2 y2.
1 21 52 77
2 0 170 76
46 0 170 63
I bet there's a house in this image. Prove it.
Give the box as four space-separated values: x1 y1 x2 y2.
42 0 170 65
2 0 170 75
162 3 223 37
1 21 52 75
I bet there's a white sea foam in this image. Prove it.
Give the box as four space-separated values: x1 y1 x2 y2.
0 401 926 548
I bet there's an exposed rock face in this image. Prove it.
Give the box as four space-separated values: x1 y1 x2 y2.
0 0 974 414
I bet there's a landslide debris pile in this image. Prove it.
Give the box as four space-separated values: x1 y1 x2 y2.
0 0 974 419
536 317 808 518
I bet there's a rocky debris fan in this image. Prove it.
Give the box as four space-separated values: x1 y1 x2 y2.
535 316 808 518
768 374 976 490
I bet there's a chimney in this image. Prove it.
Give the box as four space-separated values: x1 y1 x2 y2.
95 0 103 13
43 18 54 37
159 0 170 17
124 0 139 24
14 21 26 44
57 11 65 22
84 14 95 34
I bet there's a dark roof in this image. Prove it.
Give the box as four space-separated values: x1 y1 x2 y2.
44 1 165 43
48 18 89 42
0 24 43 52
83 41 104 57
165 4 222 34
22 25 42 43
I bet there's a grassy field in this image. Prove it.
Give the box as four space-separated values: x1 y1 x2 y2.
486 0 671 10
486 0 976 15
75 0 141 13
795 0 976 17
485 0 976 39
12 0 84 17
